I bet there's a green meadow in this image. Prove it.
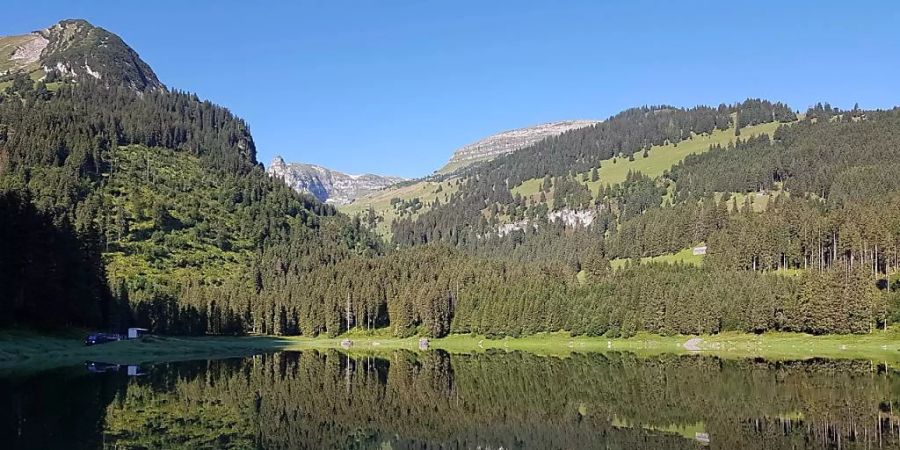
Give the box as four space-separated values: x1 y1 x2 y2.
610 246 705 269
5 325 899 372
512 120 784 200
338 179 459 237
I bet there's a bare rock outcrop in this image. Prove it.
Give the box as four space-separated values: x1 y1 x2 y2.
268 156 406 205
441 120 600 173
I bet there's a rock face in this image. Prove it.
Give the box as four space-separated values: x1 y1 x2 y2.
1 19 163 91
496 209 595 236
441 120 600 173
268 156 405 205
548 209 595 227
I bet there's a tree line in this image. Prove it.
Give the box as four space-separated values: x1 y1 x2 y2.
0 190 117 328
214 245 886 338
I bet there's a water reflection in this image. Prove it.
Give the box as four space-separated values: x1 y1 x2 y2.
84 361 146 376
1 351 899 449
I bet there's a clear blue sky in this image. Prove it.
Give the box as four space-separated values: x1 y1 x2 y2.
4 1 900 177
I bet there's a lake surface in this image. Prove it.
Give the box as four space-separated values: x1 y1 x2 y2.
2 350 899 449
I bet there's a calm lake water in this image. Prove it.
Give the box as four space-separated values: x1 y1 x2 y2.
2 350 899 449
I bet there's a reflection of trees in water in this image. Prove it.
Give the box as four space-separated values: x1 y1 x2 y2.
0 366 127 450
1 352 899 449
117 352 900 449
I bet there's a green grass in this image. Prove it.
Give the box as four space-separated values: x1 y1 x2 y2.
101 145 254 289
5 326 899 372
610 247 705 269
0 35 41 74
714 189 789 213
338 179 459 238
0 329 292 373
512 120 784 200
612 416 707 441
436 158 484 175
511 177 549 204
607 246 808 276
589 121 783 188
281 327 900 363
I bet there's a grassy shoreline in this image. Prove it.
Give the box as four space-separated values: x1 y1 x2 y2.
282 328 900 361
0 329 294 373
2 327 899 372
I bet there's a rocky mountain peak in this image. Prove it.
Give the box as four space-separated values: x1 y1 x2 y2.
271 155 287 169
0 19 163 91
268 156 406 205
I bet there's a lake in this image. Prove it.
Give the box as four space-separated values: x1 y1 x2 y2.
2 350 899 449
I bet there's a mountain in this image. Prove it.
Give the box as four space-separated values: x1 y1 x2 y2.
394 101 793 249
0 20 380 334
1 19 898 342
438 120 600 174
0 19 162 91
268 156 406 204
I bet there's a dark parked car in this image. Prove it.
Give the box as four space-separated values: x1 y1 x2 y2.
84 333 121 346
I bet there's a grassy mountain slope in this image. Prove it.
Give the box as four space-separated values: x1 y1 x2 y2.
339 179 459 237
102 145 253 287
354 114 784 238
0 35 42 74
512 120 783 200
609 247 704 269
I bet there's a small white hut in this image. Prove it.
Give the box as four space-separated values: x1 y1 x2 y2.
127 328 148 339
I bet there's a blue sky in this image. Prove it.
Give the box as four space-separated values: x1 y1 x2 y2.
4 1 900 177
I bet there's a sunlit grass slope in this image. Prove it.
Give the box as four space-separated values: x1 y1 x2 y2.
102 145 253 287
338 179 459 237
610 247 705 269
513 120 783 199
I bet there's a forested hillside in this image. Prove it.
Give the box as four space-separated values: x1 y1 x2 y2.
0 22 380 333
390 99 796 249
389 101 900 271
372 100 899 337
2 19 898 339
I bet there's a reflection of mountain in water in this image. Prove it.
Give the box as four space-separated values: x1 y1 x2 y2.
1 352 899 449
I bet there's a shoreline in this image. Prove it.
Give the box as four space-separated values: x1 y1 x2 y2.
282 329 900 361
1 328 899 373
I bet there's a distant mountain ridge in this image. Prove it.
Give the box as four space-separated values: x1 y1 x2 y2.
439 120 600 173
268 156 406 204
0 19 162 91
